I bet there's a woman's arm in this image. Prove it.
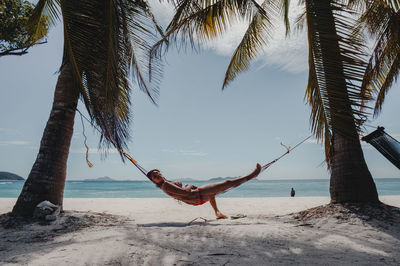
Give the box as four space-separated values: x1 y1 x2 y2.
161 181 192 197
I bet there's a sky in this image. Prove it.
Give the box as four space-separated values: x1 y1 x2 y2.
0 2 399 181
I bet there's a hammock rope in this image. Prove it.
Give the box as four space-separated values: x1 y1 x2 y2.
261 136 312 172
76 108 312 179
79 111 93 168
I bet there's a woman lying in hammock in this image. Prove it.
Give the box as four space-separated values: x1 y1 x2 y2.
147 163 262 219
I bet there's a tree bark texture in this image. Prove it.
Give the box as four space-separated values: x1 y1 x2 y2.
12 62 79 216
308 0 379 203
330 133 378 202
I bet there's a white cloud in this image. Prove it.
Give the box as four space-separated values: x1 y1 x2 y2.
260 29 308 73
0 140 30 146
204 6 308 73
202 20 249 56
147 0 308 74
148 0 175 27
260 3 308 73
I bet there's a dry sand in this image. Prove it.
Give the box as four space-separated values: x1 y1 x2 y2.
1 196 400 265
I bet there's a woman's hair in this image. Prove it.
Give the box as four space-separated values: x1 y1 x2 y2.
146 169 163 188
146 169 158 179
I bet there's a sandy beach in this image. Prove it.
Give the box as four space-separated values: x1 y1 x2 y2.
1 196 400 265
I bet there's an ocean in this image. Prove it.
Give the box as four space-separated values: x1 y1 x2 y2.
1 178 400 198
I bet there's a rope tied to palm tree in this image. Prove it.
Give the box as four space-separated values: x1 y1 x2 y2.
79 110 93 168
261 136 313 172
77 108 150 179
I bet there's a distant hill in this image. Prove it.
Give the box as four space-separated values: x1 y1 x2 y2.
83 176 115 182
0 172 24 181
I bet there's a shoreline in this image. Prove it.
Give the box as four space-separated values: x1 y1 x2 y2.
1 196 399 222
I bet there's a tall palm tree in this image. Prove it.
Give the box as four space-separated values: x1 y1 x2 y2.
152 0 378 203
12 0 163 217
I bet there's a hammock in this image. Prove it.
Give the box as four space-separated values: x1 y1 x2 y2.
122 136 312 183
362 127 400 170
77 108 311 183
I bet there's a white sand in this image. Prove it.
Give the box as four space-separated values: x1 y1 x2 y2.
1 196 400 265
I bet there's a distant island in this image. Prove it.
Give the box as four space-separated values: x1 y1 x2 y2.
0 172 25 181
83 176 115 182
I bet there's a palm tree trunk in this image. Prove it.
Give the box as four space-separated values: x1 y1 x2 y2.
12 62 79 217
309 0 378 203
330 133 378 202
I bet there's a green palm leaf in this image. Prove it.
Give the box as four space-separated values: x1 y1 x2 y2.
151 0 282 89
357 1 400 116
28 0 163 153
151 0 266 59
222 0 277 89
27 0 59 40
304 35 332 167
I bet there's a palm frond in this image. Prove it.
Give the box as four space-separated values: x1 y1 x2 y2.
124 0 163 103
222 0 277 89
293 8 306 32
26 0 59 42
151 0 262 60
304 36 332 167
61 0 162 153
304 0 369 165
279 0 290 36
373 54 400 115
357 2 400 117
382 0 400 10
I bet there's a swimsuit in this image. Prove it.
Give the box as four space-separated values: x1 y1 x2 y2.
193 187 207 206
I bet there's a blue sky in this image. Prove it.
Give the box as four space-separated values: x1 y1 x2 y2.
0 2 399 181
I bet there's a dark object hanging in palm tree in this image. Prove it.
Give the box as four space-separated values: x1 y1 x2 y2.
362 127 400 169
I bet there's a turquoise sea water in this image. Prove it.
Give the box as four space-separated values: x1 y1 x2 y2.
1 178 400 198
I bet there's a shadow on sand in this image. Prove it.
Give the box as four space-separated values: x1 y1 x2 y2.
1 205 400 265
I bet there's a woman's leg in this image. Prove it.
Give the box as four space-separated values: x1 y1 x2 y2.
209 196 227 219
199 165 260 198
199 176 249 197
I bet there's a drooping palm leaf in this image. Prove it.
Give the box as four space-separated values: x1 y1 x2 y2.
304 0 369 165
150 0 281 89
304 27 332 167
27 0 59 40
222 0 277 89
356 1 400 117
151 0 266 59
279 0 290 36
60 0 163 153
28 0 163 154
